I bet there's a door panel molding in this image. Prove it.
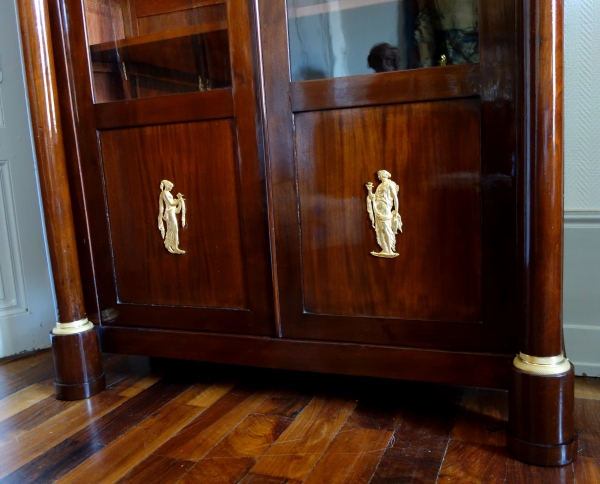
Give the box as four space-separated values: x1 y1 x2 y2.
0 160 27 317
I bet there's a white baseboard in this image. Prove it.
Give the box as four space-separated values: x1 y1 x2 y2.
564 211 600 376
564 325 600 377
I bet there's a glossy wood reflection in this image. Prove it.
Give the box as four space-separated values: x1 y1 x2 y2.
297 99 482 322
16 0 87 324
101 120 247 309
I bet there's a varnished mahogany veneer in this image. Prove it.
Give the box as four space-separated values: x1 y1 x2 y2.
94 88 234 129
507 0 576 467
17 0 104 400
297 100 482 322
263 0 517 353
53 0 274 335
136 1 225 35
17 0 87 325
508 367 577 466
135 0 226 19
51 330 106 400
100 326 511 390
101 120 247 309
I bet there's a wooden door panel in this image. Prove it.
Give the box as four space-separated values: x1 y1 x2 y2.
101 120 247 309
297 99 482 321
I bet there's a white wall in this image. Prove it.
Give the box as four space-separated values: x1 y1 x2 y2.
563 0 600 375
0 0 56 357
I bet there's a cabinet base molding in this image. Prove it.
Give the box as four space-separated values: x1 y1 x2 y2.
508 364 577 466
99 325 511 389
51 326 105 400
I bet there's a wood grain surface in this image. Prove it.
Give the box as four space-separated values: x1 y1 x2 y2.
1 351 597 483
296 99 482 322
16 0 87 323
101 120 247 310
261 0 519 354
54 0 275 338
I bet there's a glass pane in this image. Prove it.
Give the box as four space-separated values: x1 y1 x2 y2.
84 0 231 103
288 0 479 81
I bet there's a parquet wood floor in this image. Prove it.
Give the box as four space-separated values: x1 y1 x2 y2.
0 350 598 483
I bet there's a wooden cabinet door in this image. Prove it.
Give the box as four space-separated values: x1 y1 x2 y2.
261 0 519 353
54 0 275 335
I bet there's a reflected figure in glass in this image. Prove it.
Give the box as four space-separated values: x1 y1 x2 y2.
368 43 402 73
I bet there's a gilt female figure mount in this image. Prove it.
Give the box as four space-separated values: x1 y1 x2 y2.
158 179 187 254
365 170 403 258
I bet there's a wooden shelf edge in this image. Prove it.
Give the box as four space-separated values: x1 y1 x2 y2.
90 21 228 57
94 88 234 129
291 63 480 112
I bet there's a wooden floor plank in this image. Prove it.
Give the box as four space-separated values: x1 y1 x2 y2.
239 474 302 484
346 400 401 432
437 440 508 483
118 374 163 397
0 438 104 484
0 395 77 435
0 350 51 372
0 391 126 479
248 395 356 481
0 358 56 400
573 456 600 483
70 377 195 446
177 414 293 484
155 384 273 461
253 388 314 419
176 379 238 407
505 459 574 483
370 384 460 483
575 398 600 459
54 381 252 483
451 388 508 447
0 383 54 422
0 364 166 481
303 425 393 484
1 378 203 484
54 385 214 484
117 455 195 484
575 378 600 400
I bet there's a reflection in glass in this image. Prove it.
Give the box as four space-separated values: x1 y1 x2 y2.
83 0 231 103
288 0 479 81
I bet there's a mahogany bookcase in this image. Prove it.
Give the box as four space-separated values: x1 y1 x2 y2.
17 0 576 466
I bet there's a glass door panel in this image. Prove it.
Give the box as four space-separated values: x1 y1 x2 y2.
83 0 231 103
288 0 479 81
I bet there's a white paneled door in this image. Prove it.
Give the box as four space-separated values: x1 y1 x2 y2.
0 0 56 356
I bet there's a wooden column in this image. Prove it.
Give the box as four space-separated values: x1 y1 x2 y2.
508 0 577 466
17 0 104 400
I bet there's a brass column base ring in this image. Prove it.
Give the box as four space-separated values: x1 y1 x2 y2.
513 352 571 375
52 317 94 335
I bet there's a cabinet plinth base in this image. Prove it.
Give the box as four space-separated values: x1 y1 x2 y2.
507 434 578 467
508 362 577 466
54 373 106 400
50 326 105 401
